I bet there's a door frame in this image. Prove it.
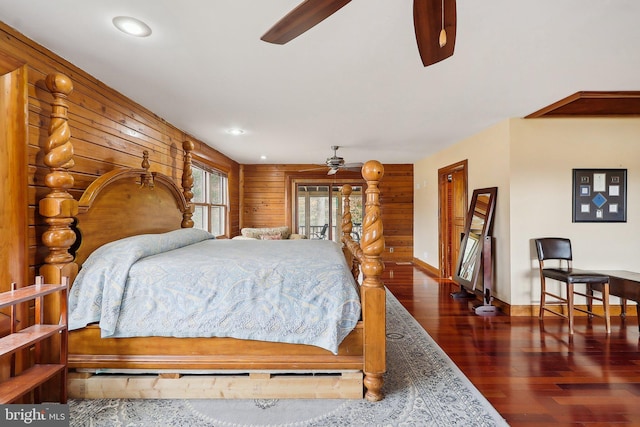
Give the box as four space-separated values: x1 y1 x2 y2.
284 171 364 240
438 160 468 278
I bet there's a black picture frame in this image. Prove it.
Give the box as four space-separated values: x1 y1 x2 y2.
572 169 627 222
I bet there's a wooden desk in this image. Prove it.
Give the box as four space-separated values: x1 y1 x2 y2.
592 270 640 330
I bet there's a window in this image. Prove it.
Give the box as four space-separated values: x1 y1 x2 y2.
191 163 228 237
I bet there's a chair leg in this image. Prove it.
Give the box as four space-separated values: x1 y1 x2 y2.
586 284 594 318
567 282 575 334
602 283 611 334
539 276 546 319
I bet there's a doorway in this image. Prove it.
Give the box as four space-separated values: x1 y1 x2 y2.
295 183 363 242
438 160 468 278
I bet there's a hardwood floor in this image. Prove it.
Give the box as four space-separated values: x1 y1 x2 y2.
383 262 640 427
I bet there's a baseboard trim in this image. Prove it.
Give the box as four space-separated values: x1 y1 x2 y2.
509 304 633 317
405 260 633 319
411 258 440 277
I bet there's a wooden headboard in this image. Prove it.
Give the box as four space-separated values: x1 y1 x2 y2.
72 143 195 267
73 162 190 266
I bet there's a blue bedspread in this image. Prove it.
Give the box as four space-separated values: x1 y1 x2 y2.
68 229 361 354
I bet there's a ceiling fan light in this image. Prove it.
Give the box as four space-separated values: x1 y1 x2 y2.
439 29 447 48
113 16 152 37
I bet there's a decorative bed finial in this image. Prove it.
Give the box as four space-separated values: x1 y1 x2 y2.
138 150 155 189
43 73 75 192
341 184 362 280
361 161 385 262
181 140 195 228
341 184 353 238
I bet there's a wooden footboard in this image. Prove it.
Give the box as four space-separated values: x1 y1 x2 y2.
67 323 366 399
67 324 364 371
38 73 386 401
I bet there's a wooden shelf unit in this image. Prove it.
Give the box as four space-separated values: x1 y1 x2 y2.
0 276 68 403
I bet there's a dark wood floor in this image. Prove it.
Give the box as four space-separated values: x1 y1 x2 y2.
383 262 640 427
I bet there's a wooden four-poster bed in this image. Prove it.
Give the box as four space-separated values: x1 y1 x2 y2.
39 73 386 401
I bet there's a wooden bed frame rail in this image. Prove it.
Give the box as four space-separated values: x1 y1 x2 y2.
38 73 386 401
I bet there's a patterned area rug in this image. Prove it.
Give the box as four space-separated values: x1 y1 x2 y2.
69 291 508 426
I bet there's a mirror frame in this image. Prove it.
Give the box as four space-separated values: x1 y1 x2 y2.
453 187 497 292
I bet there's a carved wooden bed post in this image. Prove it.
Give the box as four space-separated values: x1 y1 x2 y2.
39 73 78 285
359 161 386 401
36 72 77 402
181 140 195 228
341 184 362 281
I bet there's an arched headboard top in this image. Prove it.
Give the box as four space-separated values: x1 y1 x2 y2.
74 167 189 267
77 167 188 213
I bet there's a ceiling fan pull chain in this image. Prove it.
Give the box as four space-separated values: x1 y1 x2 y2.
439 0 447 48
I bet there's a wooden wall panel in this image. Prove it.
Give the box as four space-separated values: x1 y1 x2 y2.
0 21 240 282
379 164 414 262
241 164 414 262
0 64 28 295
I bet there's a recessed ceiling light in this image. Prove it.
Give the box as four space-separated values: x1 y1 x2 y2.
113 16 152 37
226 128 245 136
260 155 267 160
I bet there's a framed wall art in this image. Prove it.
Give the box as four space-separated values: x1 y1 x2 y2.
572 169 627 222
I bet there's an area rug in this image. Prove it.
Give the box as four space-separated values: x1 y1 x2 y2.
69 291 508 426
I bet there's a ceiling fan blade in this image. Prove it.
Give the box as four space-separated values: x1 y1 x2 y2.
342 162 364 168
261 0 352 44
298 166 328 172
414 0 456 67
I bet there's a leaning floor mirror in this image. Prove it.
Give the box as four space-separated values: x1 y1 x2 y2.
452 187 497 299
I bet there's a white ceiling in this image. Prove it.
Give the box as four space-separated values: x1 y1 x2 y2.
1 0 639 165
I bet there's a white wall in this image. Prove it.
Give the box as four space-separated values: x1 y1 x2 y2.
414 120 512 302
415 116 640 307
509 117 640 306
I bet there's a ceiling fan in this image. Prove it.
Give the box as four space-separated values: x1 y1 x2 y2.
302 146 364 175
261 0 456 67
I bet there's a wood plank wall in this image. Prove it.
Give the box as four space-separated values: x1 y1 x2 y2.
0 21 240 287
241 164 414 262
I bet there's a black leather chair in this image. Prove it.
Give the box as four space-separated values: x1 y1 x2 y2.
535 238 610 334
